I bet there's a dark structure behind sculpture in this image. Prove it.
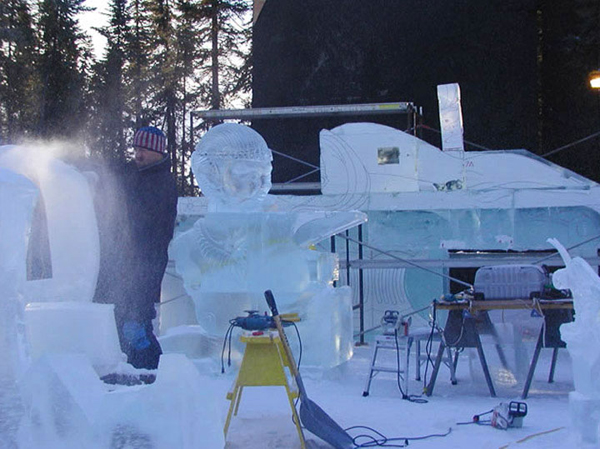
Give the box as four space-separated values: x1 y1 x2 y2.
252 0 599 184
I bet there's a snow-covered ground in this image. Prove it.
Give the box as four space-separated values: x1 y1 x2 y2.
217 340 579 449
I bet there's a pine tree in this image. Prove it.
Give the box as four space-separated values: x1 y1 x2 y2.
0 0 39 141
36 0 92 138
126 0 154 128
146 0 181 186
88 0 131 160
196 0 252 110
175 0 204 195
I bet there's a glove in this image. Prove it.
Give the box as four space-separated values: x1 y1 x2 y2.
122 321 151 351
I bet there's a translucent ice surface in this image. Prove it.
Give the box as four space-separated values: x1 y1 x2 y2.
171 124 366 368
549 238 600 397
548 238 600 444
0 167 38 447
0 145 99 304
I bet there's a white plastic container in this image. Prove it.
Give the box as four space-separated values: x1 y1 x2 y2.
474 264 546 300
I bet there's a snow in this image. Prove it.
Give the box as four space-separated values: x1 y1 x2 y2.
0 129 595 448
212 341 578 448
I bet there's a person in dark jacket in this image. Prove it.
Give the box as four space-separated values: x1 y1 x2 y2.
94 126 177 370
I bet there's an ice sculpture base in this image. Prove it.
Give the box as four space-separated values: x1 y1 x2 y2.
569 391 600 445
18 353 226 449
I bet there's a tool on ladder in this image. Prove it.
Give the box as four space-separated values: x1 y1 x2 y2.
265 290 354 449
363 310 413 398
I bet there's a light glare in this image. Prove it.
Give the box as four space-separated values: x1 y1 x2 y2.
589 71 600 89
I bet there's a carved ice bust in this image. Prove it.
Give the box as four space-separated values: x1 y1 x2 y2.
191 123 273 212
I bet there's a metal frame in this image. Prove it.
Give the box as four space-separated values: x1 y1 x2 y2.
189 103 420 341
189 102 420 191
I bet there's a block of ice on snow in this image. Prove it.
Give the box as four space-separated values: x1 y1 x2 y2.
19 354 225 449
18 354 106 449
98 354 225 449
24 302 125 376
569 391 600 444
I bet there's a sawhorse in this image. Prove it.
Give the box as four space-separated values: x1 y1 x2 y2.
224 331 305 448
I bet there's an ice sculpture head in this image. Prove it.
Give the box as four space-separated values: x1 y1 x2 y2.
192 123 272 207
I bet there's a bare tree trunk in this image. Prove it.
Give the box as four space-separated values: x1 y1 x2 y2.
211 10 221 109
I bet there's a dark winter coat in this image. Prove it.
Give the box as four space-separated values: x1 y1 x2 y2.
94 155 177 325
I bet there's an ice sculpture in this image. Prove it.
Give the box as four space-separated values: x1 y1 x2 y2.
171 123 366 368
0 168 38 377
17 354 225 449
0 146 225 449
548 238 600 444
0 144 124 375
0 168 38 447
0 145 99 303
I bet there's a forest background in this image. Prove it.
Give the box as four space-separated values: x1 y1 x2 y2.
2 1 600 195
0 0 252 195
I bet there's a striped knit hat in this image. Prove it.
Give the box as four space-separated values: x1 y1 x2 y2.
132 126 167 153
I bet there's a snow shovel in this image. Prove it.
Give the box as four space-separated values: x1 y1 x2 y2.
264 290 354 449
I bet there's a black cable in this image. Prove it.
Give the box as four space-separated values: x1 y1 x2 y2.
288 321 303 410
456 409 494 427
422 304 437 391
345 425 452 448
291 321 302 369
393 329 407 399
393 329 427 403
227 322 234 367
221 323 235 373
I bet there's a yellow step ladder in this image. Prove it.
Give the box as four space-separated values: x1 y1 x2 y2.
224 331 305 448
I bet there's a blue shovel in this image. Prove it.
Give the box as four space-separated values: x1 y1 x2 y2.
264 290 354 449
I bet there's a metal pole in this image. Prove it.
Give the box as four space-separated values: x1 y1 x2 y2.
358 224 365 345
331 235 336 287
345 230 350 286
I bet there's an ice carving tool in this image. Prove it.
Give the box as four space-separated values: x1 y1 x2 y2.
264 290 354 449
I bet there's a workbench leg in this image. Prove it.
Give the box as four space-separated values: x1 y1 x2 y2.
522 329 544 399
447 347 458 385
415 339 421 381
548 347 559 383
425 341 446 396
404 337 413 396
224 385 240 437
469 319 496 397
233 385 244 415
285 391 305 449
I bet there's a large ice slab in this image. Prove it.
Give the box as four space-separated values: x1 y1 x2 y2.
17 354 225 449
24 302 124 376
0 168 39 447
0 145 99 303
